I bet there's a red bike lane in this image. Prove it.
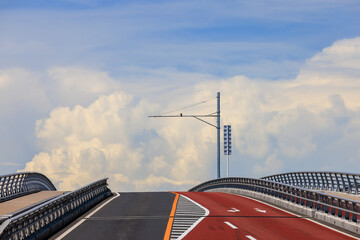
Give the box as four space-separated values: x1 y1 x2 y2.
178 192 358 240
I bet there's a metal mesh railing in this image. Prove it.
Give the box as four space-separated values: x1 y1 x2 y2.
0 178 111 240
262 172 360 194
189 177 360 223
0 172 56 201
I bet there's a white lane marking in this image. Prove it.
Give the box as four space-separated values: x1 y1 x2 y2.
224 221 238 229
254 208 266 213
230 193 360 240
55 192 120 240
174 194 210 240
246 235 257 240
227 207 240 212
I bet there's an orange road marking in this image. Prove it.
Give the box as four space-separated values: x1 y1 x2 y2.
163 192 179 240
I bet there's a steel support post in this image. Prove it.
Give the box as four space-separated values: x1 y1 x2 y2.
217 92 221 179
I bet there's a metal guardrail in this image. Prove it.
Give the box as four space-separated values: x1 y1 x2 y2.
0 178 111 240
189 177 360 223
262 172 360 194
0 172 56 201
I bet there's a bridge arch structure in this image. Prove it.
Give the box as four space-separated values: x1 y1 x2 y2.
262 171 360 194
0 172 56 201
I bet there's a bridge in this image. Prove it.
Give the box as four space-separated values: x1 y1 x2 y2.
1 172 360 239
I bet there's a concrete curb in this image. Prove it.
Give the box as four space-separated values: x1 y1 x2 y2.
207 187 360 236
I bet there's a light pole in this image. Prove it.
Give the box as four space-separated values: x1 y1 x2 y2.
224 125 232 177
216 92 220 179
149 92 221 179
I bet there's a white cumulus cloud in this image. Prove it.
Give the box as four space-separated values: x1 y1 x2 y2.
21 37 360 190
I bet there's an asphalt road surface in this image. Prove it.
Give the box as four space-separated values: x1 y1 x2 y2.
179 192 359 240
50 191 359 240
51 192 175 240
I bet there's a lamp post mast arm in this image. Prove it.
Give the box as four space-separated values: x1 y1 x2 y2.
148 92 221 179
148 114 217 118
148 115 218 128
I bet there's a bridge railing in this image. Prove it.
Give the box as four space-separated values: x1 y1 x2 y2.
189 177 360 223
0 178 111 240
262 171 360 194
0 172 56 202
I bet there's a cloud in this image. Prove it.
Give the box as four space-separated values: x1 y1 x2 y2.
21 37 360 190
308 37 360 71
254 151 284 175
0 73 10 88
2 0 358 81
0 67 125 175
0 69 52 174
0 68 50 112
22 88 216 191
0 162 22 166
134 175 200 192
189 37 360 175
48 67 122 107
148 156 168 173
23 92 144 190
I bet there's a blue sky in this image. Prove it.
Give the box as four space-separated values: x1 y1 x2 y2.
0 0 360 191
1 0 359 78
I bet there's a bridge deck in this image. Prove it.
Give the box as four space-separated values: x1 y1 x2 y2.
0 191 65 217
50 192 175 240
49 192 357 240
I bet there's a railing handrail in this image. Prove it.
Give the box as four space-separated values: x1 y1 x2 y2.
8 178 107 222
190 177 360 200
261 171 360 194
196 181 360 215
264 171 360 176
189 177 360 223
0 178 111 240
0 172 56 200
0 172 54 181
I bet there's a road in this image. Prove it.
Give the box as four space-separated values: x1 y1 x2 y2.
179 192 358 240
51 192 175 240
50 191 359 240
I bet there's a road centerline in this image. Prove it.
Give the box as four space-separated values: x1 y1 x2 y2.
163 192 179 240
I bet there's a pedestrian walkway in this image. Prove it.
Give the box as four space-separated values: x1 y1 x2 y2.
0 191 65 217
322 191 360 202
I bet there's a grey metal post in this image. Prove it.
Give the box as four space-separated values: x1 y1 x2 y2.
217 92 220 178
149 92 221 179
353 175 358 194
227 155 229 177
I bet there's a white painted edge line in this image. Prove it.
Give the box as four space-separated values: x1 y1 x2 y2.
176 194 210 240
246 235 257 240
55 192 120 240
229 192 360 240
224 221 238 229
